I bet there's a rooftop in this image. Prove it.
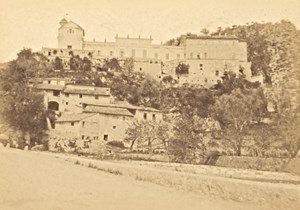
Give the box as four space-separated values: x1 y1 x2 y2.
63 85 110 96
36 84 65 91
56 113 96 122
83 100 160 112
83 105 134 117
185 35 246 42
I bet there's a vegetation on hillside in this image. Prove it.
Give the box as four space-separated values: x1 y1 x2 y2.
1 20 299 162
0 49 49 148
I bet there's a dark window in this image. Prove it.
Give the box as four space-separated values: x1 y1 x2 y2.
48 80 51 84
53 90 60 96
48 51 51 56
79 94 82 98
113 126 116 129
197 54 200 59
83 141 89 148
103 135 108 141
65 93 69 97
143 113 147 120
82 121 85 127
199 64 203 71
95 96 99 100
152 114 156 121
82 135 85 140
216 70 219 76
71 122 74 126
66 102 68 105
139 67 142 71
67 45 72 50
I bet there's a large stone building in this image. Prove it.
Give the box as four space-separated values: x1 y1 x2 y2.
34 78 162 149
42 18 262 86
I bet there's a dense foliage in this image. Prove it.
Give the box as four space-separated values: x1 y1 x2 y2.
0 49 48 148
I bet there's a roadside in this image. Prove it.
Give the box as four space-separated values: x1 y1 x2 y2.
3 147 299 210
0 147 279 210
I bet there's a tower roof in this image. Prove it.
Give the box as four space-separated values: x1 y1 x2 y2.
59 18 68 26
58 20 85 36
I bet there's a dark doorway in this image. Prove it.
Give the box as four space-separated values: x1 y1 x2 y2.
48 101 59 111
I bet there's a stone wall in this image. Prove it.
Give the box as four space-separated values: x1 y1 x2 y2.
215 156 290 172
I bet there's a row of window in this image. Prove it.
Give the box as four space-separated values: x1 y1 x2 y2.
52 91 100 100
70 121 118 130
97 49 181 60
143 113 156 121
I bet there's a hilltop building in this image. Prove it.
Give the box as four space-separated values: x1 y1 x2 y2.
42 18 262 87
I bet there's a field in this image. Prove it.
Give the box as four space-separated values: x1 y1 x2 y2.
0 147 299 210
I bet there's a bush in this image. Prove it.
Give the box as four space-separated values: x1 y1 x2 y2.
175 63 189 74
107 141 125 148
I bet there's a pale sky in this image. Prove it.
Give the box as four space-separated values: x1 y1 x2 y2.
0 0 300 62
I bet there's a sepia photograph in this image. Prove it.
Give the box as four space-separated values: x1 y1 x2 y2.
0 0 300 209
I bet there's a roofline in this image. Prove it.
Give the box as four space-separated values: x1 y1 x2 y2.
62 90 111 96
83 102 161 112
56 113 97 122
83 110 134 117
185 36 242 41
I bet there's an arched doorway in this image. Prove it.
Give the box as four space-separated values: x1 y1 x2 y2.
48 101 59 111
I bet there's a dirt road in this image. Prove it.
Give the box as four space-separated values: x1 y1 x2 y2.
0 148 279 210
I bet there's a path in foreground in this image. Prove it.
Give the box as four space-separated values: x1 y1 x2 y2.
0 148 273 210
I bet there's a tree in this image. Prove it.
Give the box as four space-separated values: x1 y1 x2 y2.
69 55 82 70
124 120 170 152
161 75 175 84
123 58 135 71
0 49 48 148
103 58 122 71
159 86 215 118
82 57 92 71
211 89 267 156
200 28 210 35
211 20 300 84
108 66 161 108
12 48 51 78
175 63 189 74
53 56 64 70
168 115 206 163
213 70 261 96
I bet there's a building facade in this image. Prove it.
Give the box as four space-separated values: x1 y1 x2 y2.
42 18 261 86
35 78 162 148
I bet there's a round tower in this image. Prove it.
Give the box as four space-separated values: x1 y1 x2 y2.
57 19 84 50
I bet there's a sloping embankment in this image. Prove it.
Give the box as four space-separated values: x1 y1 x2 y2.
56 154 300 210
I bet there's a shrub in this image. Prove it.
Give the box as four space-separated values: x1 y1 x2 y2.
107 141 125 148
175 63 189 74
